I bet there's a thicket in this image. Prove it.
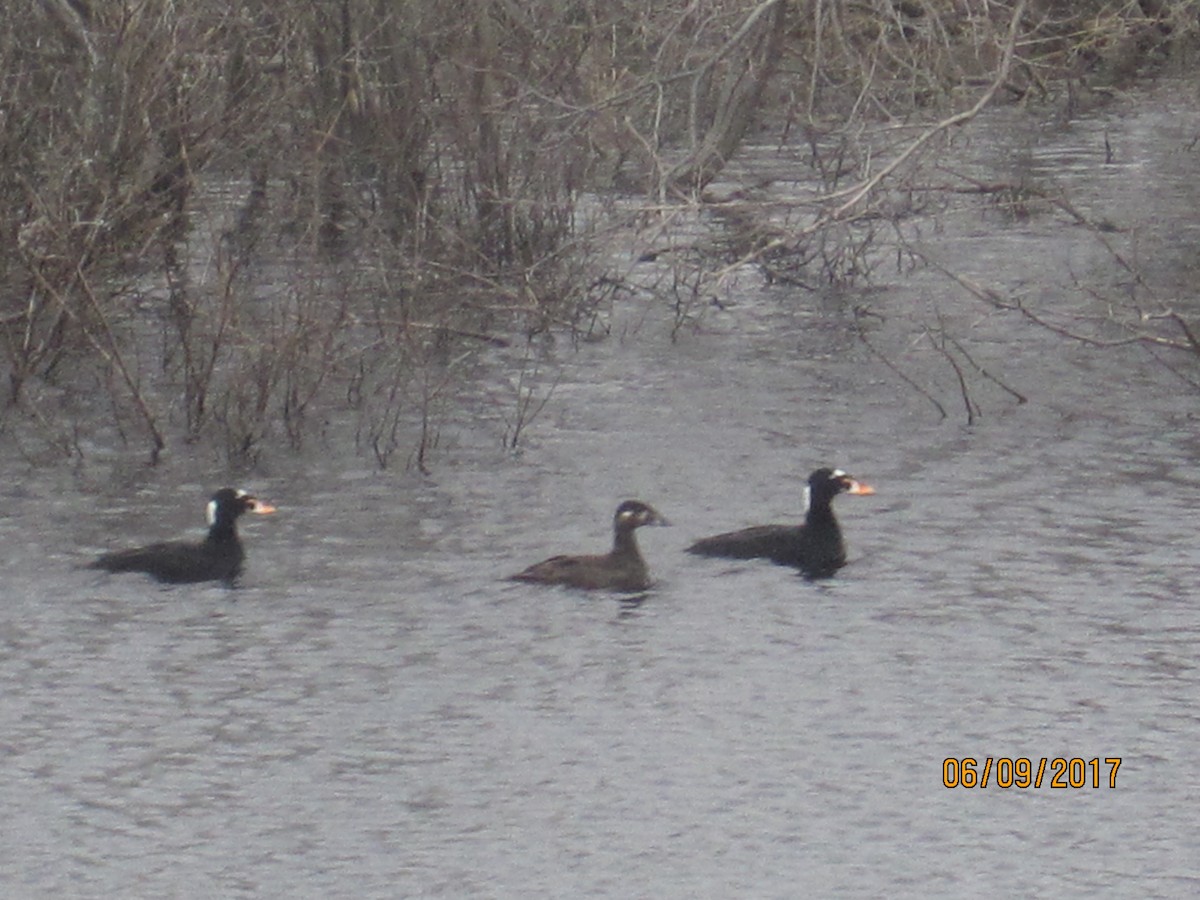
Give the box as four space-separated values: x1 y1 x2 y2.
2 0 1196 466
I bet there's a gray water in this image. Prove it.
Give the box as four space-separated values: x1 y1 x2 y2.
5 83 1200 898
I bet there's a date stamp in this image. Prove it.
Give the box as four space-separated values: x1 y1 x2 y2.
943 757 1121 789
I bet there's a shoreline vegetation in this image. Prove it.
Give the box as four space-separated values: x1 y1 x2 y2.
3 1 1197 468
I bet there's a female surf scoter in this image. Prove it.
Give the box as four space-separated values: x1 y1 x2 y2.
90 488 276 585
510 500 669 591
686 468 874 578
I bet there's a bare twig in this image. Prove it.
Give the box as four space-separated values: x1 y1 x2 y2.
926 323 978 425
853 309 947 419
943 333 1027 404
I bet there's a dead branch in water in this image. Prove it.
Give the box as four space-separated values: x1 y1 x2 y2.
4 0 1192 466
852 308 948 420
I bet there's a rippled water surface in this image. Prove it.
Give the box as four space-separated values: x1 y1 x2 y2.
5 85 1200 898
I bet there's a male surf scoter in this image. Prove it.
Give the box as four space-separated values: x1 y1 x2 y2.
686 468 874 578
510 500 669 592
90 488 276 585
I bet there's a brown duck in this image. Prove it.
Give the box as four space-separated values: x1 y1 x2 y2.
510 500 669 591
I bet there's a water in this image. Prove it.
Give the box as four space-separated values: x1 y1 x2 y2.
5 84 1200 898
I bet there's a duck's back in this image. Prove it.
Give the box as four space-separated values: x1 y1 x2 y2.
511 552 650 592
687 522 845 575
92 539 244 584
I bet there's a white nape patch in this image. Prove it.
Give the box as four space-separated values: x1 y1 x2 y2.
802 485 812 514
206 499 218 526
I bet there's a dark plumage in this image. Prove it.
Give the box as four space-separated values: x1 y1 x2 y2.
90 488 276 585
686 468 874 578
510 500 669 592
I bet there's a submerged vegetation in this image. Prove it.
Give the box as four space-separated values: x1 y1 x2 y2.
2 1 1198 466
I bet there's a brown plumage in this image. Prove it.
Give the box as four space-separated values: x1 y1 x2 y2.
510 500 669 591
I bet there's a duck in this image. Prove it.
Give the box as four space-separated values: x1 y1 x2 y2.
686 468 874 577
90 488 276 585
510 500 669 591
